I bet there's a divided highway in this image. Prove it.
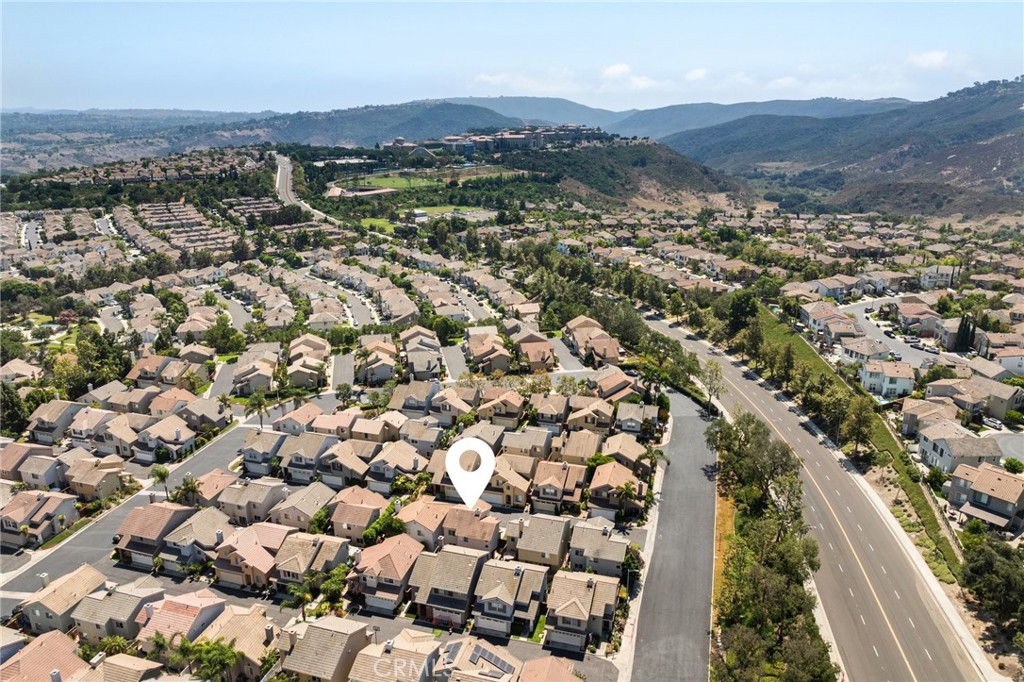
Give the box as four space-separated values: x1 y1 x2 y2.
647 319 992 682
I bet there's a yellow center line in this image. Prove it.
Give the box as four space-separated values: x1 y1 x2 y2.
720 372 919 682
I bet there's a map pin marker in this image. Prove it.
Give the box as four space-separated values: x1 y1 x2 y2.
445 437 495 509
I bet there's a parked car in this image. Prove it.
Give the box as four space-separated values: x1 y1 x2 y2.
925 346 940 355
864 306 875 314
904 335 920 344
884 329 896 338
910 342 925 350
889 351 902 361
982 417 1003 430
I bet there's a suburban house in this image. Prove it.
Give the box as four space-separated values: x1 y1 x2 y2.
566 397 614 435
268 481 334 530
589 461 646 520
614 402 660 439
279 615 372 682
27 400 86 445
0 490 80 549
0 631 89 682
531 460 587 514
544 572 619 651
925 376 1024 421
70 575 164 645
159 506 230 574
477 390 526 430
440 503 501 553
272 403 324 436
501 427 553 459
506 514 572 570
240 429 286 477
429 387 476 427
196 604 279 682
949 463 1024 531
278 432 334 484
569 520 629 577
918 419 1005 473
900 397 959 437
397 496 451 551
115 501 196 569
318 440 376 489
218 477 289 526
20 565 106 635
214 522 296 589
135 589 225 655
274 532 349 588
859 361 915 399
347 533 423 615
330 486 388 545
348 628 440 682
408 545 489 627
434 637 523 681
471 559 548 638
132 414 196 463
531 393 570 432
840 337 891 364
65 455 124 501
514 329 556 372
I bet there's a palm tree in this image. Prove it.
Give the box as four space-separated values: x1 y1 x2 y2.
216 393 232 413
615 481 637 515
354 347 372 384
191 637 243 681
284 581 314 621
245 391 269 428
175 475 201 506
98 635 132 655
151 465 170 498
182 371 202 394
641 445 670 469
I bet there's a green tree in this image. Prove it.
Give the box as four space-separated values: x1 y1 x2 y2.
308 506 330 534
151 465 170 498
842 396 874 455
0 328 27 362
1003 457 1024 475
189 637 243 681
97 635 132 656
701 359 725 413
0 382 29 437
245 391 269 428
173 474 201 505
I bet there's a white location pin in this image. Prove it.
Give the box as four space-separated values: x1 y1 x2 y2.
445 437 495 509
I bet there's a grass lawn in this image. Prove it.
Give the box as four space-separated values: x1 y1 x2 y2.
416 205 476 217
360 175 441 189
432 628 444 638
529 614 547 643
46 323 100 352
40 518 91 549
28 312 55 325
360 217 393 232
217 353 240 364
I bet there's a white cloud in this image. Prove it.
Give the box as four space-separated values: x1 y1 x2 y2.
684 68 708 82
766 76 800 90
602 63 632 79
472 68 582 95
907 50 950 69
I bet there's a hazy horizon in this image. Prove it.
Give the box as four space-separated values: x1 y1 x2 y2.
3 2 1021 112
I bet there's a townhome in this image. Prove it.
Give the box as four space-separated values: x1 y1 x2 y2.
278 432 333 484
178 397 232 432
16 454 62 491
949 463 1024 531
108 386 162 415
311 407 362 439
552 429 604 466
614 402 660 439
434 637 523 681
531 393 570 432
926 376 1024 421
65 455 124 500
566 397 614 435
478 390 526 430
514 329 556 372
0 358 42 385
397 496 451 550
501 427 553 459
440 503 501 553
506 514 572 570
429 387 475 427
0 443 50 481
472 559 548 638
859 361 916 399
840 337 891 364
569 520 629 577
591 367 640 403
132 414 196 463
466 327 512 375
388 381 438 418
159 506 230 573
317 440 376 489
218 477 289 526
67 407 117 450
278 615 371 682
0 631 89 682
214 522 296 589
0 490 79 548
918 419 1005 473
268 481 334 529
545 572 619 651
115 501 196 569
126 354 170 388
895 303 942 336
366 440 427 494
408 545 489 627
135 589 225 655
193 468 238 507
919 264 958 290
589 461 646 520
900 397 960 437
27 400 86 445
148 387 196 418
399 418 444 456
274 532 349 588
487 454 534 509
993 347 1024 376
520 655 578 682
77 379 128 409
240 429 286 476
20 565 106 635
328 486 386 546
531 461 587 514
342 532 424 618
71 576 164 645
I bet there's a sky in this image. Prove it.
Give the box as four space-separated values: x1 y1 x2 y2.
2 2 1022 112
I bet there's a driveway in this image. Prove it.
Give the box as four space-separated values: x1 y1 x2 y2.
550 337 584 372
347 294 377 327
632 389 716 682
987 431 1024 458
208 363 236 398
441 346 468 382
98 306 123 335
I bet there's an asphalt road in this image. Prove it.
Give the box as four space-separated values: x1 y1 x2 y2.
550 337 585 372
22 221 40 250
333 353 354 388
98 306 124 335
346 293 378 327
441 345 469 382
224 298 252 331
632 390 716 682
840 297 957 369
647 319 985 682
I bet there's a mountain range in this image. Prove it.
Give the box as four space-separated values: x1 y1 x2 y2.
3 78 1020 215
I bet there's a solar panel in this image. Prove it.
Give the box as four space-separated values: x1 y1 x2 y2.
470 645 515 675
444 641 463 665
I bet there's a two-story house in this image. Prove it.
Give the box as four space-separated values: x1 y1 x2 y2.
407 545 488 628
949 463 1024 531
347 533 423 615
544 572 619 651
471 559 548 638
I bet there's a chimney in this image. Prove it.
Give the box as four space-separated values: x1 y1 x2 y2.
215 529 224 544
384 639 394 653
587 577 594 589
87 383 94 392
602 527 609 536
149 493 156 503
88 652 106 668
288 630 297 650
474 507 481 517
144 602 154 621
264 624 274 645
513 566 522 577
39 573 50 588
175 429 181 441
561 461 568 470
412 457 419 470
50 670 62 682
392 499 402 512
437 535 444 548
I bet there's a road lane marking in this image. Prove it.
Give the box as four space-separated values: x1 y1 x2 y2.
925 648 932 661
874 645 880 657
861 614 866 625
881 565 887 574
829 542 834 551
895 590 901 600
858 524 863 532
835 489 841 497
825 475 830 481
849 587 855 598
869 543 875 552
909 617 915 629
838 563 844 573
